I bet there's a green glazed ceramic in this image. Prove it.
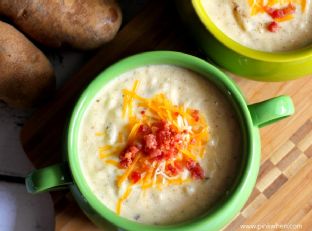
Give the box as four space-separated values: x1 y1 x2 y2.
25 51 294 231
176 0 312 81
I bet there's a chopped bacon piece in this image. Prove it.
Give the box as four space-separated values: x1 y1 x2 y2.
119 145 140 168
191 163 205 179
263 6 274 15
163 147 177 160
186 159 205 179
283 4 296 15
185 159 195 169
191 109 200 122
133 141 143 150
157 129 171 146
265 4 296 19
138 124 151 134
141 160 152 171
267 21 279 32
129 145 139 154
166 164 179 176
129 171 141 183
149 149 162 158
174 160 184 171
138 121 184 162
144 134 158 150
152 152 164 161
271 8 285 18
175 132 183 140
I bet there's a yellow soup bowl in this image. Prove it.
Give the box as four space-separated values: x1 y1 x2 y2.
176 0 312 81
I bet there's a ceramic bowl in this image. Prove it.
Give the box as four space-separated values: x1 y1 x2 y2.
176 0 312 81
26 51 294 231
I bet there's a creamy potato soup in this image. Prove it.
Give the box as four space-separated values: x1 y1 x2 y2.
79 65 242 225
202 0 312 51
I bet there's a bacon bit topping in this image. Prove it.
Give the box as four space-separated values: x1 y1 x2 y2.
97 80 209 214
166 163 180 176
265 4 296 18
247 1 306 31
191 109 200 122
138 124 151 134
267 21 280 32
129 171 141 183
174 160 184 171
119 145 140 168
186 159 205 180
144 133 158 150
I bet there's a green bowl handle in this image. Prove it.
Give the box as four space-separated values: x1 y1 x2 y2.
25 163 73 193
248 95 294 128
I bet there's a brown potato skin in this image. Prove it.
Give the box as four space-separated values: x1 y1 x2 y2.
0 21 55 108
0 0 122 50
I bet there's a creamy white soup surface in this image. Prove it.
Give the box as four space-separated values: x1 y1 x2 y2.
79 65 242 225
201 0 312 52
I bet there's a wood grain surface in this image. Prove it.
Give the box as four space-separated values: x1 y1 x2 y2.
20 1 312 230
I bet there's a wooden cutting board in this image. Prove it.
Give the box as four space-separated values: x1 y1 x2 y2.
20 0 312 230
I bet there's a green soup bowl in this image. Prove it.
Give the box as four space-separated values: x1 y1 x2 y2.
25 51 294 231
176 0 312 81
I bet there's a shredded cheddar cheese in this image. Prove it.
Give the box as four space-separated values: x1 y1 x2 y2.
99 145 113 151
116 185 132 215
127 122 142 143
105 159 119 167
95 132 105 137
248 0 265 15
99 152 114 159
117 131 124 143
275 13 294 21
178 148 197 161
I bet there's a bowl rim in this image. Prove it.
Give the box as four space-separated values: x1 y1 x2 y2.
191 0 312 62
68 51 260 231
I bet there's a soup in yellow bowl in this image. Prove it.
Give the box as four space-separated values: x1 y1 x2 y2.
202 0 312 52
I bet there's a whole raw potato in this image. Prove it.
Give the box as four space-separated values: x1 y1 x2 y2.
0 21 55 108
0 0 122 50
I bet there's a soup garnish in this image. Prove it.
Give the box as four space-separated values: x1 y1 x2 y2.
248 0 306 32
97 80 209 214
